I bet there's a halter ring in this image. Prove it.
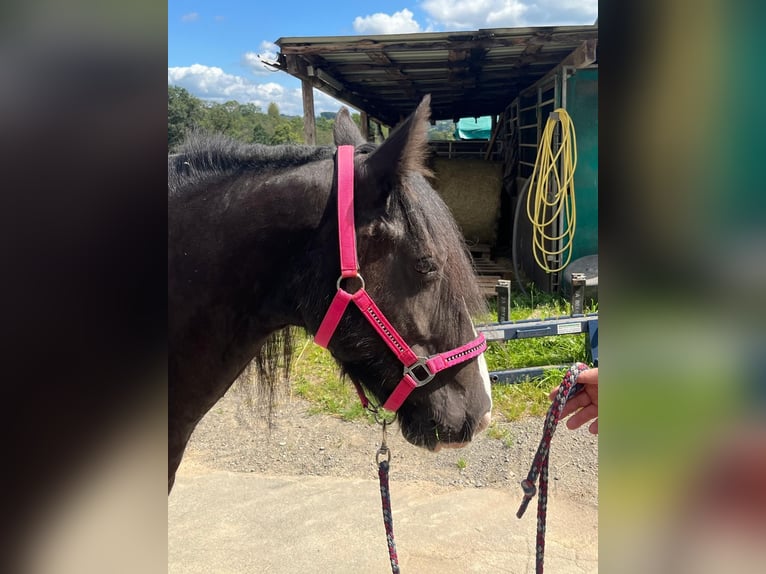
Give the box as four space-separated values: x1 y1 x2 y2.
336 273 365 293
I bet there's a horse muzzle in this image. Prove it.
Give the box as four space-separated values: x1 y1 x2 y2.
431 410 492 452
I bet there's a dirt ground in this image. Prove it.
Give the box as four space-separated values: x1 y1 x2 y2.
171 384 598 572
179 383 598 508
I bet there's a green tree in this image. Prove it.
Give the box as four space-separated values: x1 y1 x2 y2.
168 85 203 150
252 124 269 144
315 116 335 145
267 102 280 119
270 123 300 144
200 101 235 134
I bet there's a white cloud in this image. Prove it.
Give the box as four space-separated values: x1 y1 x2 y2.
421 0 597 29
486 1 528 26
168 64 351 116
180 12 199 23
525 0 598 24
168 64 285 107
353 9 421 35
241 41 279 76
421 0 522 29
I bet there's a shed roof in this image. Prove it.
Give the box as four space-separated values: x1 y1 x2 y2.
274 24 597 126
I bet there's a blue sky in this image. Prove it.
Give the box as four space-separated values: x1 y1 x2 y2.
168 1 597 116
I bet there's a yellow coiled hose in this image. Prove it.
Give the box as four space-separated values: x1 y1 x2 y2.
526 108 578 273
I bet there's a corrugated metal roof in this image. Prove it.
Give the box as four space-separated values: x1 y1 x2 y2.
274 24 597 125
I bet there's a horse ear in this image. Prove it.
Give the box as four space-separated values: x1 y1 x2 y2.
333 107 366 146
363 94 433 186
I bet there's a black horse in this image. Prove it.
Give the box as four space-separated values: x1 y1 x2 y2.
168 96 492 491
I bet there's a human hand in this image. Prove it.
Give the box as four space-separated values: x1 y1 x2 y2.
550 367 598 434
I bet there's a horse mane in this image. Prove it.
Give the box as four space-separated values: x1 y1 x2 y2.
234 326 295 430
168 131 334 196
169 132 333 425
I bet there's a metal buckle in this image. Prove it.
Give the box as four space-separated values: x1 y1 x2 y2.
403 357 435 387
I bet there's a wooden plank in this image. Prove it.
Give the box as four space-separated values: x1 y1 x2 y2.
277 31 598 56
474 263 509 271
476 275 502 298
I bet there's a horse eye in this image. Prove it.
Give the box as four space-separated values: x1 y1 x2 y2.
415 256 438 275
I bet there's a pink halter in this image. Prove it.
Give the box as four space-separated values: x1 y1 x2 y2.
314 145 487 412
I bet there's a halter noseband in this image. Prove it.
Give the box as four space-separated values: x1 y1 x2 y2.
314 145 487 412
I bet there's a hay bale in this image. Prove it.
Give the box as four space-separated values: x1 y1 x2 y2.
431 157 502 245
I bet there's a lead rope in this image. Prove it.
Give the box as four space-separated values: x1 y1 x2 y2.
376 419 400 573
516 362 590 574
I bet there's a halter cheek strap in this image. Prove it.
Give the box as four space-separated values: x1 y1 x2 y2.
314 145 487 412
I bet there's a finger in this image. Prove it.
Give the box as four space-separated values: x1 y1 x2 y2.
576 368 598 386
588 419 598 435
548 382 586 403
558 391 591 418
549 367 597 401
565 404 598 430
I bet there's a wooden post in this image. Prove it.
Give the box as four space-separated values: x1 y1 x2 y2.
359 110 370 141
301 79 316 145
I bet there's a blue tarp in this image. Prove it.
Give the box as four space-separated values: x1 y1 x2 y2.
454 116 492 140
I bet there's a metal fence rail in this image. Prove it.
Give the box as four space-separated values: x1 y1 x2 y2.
476 314 598 384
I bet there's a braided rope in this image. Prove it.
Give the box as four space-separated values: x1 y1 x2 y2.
517 362 590 574
378 460 400 573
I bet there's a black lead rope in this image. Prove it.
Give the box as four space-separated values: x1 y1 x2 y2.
516 362 590 574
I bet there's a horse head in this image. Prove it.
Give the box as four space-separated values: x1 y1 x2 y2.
305 95 492 451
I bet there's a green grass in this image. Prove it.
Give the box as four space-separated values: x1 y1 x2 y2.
486 422 515 448
290 335 373 422
287 286 596 437
490 368 568 421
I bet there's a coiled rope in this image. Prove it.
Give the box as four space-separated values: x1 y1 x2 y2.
526 108 578 274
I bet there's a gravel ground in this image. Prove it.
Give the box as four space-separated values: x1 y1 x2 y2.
180 383 598 508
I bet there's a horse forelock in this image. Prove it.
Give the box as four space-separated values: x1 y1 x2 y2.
396 173 486 320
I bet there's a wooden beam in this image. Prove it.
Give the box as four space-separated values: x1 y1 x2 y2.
301 79 316 145
285 54 305 75
527 39 597 94
366 51 418 99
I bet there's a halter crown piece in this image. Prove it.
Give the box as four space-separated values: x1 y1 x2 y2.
314 145 487 412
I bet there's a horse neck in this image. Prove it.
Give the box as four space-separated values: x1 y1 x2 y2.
169 165 331 363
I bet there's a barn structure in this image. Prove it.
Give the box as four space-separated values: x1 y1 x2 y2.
272 24 598 295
